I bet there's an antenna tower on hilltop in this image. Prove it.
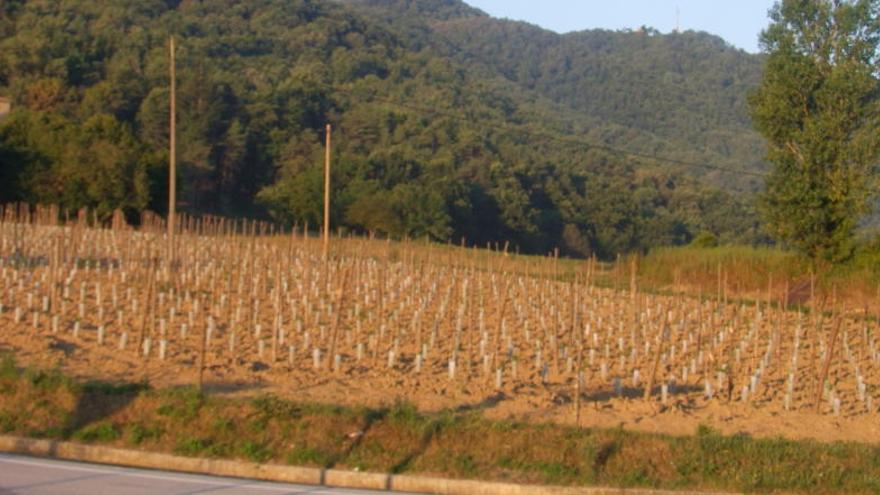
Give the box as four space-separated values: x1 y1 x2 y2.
675 6 681 33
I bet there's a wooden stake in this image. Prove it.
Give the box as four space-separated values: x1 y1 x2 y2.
575 278 585 426
168 35 177 259
815 315 842 412
629 254 637 302
644 308 669 401
323 124 332 260
327 264 350 370
198 309 208 392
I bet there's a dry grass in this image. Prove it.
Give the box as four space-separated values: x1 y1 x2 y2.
639 245 880 311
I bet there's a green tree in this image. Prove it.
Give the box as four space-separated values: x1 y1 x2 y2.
749 0 880 262
0 110 154 217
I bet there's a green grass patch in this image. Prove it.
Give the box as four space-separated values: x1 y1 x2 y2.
126 423 163 446
174 437 213 456
286 445 333 466
155 387 204 423
0 353 18 380
72 422 120 443
239 440 272 463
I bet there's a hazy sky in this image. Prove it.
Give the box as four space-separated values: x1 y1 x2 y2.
463 1 778 53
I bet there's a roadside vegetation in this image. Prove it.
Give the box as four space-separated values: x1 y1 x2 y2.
638 241 880 311
2 354 880 494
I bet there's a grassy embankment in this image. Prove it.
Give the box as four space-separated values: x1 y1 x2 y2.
638 245 880 311
2 354 879 494
406 240 880 311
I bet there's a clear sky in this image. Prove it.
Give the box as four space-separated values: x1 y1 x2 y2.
463 0 778 53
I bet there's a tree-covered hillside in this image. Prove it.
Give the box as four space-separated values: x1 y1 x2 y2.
0 0 767 258
345 0 768 191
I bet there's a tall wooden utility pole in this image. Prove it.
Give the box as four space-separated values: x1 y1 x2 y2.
168 36 177 257
323 124 332 259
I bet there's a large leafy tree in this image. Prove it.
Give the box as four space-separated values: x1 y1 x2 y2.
750 0 880 262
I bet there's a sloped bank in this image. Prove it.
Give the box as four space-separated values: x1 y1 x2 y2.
0 355 877 494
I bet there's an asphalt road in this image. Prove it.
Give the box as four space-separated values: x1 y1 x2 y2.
0 453 410 495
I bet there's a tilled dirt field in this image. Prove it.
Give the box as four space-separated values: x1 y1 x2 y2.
3 213 880 444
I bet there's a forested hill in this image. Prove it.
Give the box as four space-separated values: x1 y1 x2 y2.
344 0 768 190
0 0 767 258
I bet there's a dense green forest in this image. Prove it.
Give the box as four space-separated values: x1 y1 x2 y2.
0 0 769 258
345 0 768 192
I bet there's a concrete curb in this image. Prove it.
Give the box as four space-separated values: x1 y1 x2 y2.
0 435 737 495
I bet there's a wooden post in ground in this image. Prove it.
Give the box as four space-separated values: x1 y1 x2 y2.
323 124 332 260
198 313 207 392
168 35 177 268
327 264 350 370
815 315 842 412
644 307 669 401
629 254 637 302
575 276 585 426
